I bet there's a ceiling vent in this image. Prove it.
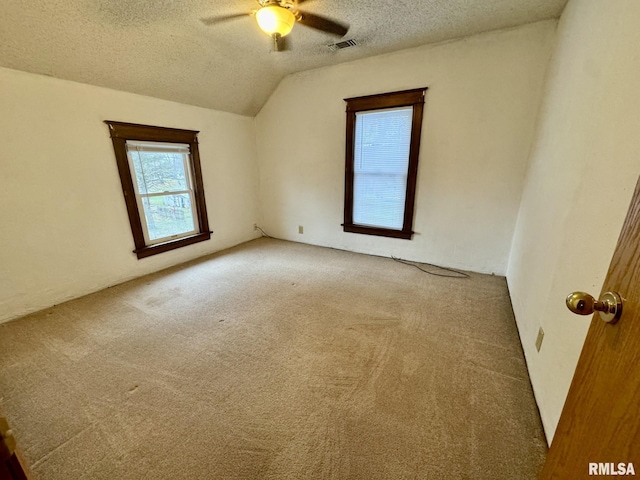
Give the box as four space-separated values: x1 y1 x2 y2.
328 39 357 51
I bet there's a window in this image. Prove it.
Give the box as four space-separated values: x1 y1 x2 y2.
105 121 211 259
343 88 427 239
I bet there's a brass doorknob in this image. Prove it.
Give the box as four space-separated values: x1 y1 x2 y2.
566 291 623 324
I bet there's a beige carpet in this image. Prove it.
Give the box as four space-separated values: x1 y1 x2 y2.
0 238 546 479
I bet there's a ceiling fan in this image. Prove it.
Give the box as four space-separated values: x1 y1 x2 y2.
201 0 349 52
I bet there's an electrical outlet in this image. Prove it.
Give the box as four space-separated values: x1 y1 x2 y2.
535 327 544 352
253 223 258 231
298 225 304 234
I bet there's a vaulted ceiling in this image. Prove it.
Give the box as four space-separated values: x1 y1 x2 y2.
0 0 567 116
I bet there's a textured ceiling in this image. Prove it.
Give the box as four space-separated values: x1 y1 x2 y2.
0 0 567 116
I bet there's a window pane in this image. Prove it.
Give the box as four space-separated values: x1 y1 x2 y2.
353 106 413 230
129 148 190 194
353 173 407 229
141 194 196 241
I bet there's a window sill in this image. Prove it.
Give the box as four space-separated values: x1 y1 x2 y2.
134 231 212 259
343 224 413 240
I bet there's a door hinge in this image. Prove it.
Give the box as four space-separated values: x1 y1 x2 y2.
0 417 17 460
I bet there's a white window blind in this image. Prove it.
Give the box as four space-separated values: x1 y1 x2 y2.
353 106 413 230
125 141 198 244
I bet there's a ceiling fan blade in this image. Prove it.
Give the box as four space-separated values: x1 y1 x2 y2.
297 10 348 37
293 0 313 10
200 13 249 26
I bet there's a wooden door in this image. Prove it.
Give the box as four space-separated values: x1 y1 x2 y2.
0 417 28 480
540 177 640 478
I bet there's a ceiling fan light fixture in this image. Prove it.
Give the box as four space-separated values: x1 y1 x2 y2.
255 5 295 37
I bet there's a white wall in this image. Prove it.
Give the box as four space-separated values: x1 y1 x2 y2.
0 67 260 323
255 21 557 275
507 0 640 442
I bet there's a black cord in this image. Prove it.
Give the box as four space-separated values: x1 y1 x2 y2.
255 225 274 239
391 255 470 279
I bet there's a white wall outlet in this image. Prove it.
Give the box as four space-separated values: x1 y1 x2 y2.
298 225 304 234
535 327 545 352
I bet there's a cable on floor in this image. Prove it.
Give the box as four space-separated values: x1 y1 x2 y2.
255 225 274 238
252 227 467 278
391 255 470 278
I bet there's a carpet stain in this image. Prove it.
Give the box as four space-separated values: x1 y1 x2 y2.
144 287 182 307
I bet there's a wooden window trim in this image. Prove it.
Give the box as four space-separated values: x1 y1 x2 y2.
343 88 427 240
105 121 211 259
